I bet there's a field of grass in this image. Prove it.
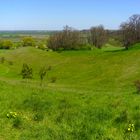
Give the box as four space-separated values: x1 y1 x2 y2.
0 44 140 139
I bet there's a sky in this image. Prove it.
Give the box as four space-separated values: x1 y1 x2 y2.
0 0 140 30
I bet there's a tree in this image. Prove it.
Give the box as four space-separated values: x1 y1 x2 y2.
90 25 107 49
22 37 35 47
0 40 13 49
48 26 84 50
120 14 140 49
47 33 62 51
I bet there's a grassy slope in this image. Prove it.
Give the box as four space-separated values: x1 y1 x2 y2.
0 45 140 139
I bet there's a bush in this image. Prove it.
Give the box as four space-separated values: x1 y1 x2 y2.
13 42 22 49
22 37 35 47
38 43 48 50
0 40 13 49
21 63 33 79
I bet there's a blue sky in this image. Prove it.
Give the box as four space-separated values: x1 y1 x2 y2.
0 0 140 30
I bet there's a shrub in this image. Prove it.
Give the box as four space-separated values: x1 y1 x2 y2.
0 40 13 49
21 63 33 79
13 42 22 49
38 43 47 50
22 36 35 47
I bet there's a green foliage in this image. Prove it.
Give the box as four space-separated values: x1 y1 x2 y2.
21 63 33 79
22 36 35 47
38 43 47 50
13 42 22 49
0 40 13 49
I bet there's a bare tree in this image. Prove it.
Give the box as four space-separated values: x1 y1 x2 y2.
120 14 140 49
120 22 134 49
90 25 107 49
48 26 84 50
47 32 62 51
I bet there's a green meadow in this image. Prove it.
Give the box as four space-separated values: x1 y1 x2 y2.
0 44 140 139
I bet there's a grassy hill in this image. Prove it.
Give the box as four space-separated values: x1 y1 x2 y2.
0 44 140 139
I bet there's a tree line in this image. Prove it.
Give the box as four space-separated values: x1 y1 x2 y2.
48 25 108 51
48 14 140 51
0 36 47 50
0 14 139 51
